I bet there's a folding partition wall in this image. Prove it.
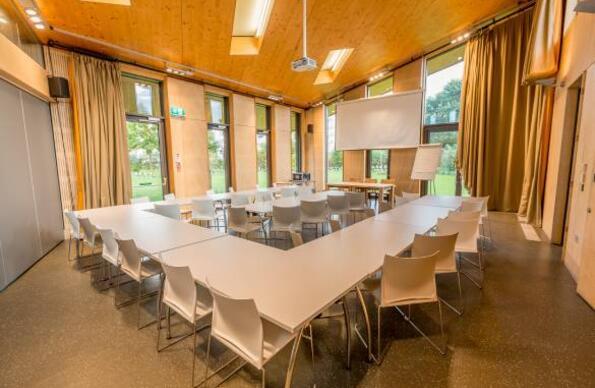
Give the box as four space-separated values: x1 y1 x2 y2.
0 78 63 290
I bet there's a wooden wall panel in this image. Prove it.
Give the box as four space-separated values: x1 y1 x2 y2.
305 106 325 191
166 78 210 197
273 105 291 183
389 148 419 195
232 93 257 190
394 59 423 92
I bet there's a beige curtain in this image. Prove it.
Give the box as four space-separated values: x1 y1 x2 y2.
457 9 554 226
523 0 564 84
72 54 131 208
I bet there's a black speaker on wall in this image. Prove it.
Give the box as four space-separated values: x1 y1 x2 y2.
307 124 314 134
48 77 70 98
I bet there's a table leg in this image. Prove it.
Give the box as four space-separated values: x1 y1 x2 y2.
284 325 306 388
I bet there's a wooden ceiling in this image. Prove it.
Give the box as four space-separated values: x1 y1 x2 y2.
23 0 517 106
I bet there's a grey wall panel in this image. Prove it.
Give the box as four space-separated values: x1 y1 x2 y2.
21 91 63 253
0 79 43 288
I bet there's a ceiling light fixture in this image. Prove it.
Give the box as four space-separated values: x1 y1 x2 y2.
34 23 45 30
268 94 283 102
369 71 387 82
24 8 37 16
29 15 42 23
451 32 471 45
165 66 194 77
0 16 8 24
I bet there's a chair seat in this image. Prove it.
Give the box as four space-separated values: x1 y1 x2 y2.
192 214 217 222
270 224 301 233
261 319 295 367
301 216 327 224
349 206 369 212
140 259 163 278
455 243 478 254
229 223 262 235
102 253 119 266
163 290 213 324
362 276 438 307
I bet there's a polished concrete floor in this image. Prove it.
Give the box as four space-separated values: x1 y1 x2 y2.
1 213 594 387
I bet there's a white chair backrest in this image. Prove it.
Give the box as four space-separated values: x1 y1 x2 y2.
209 285 264 367
255 190 273 203
327 194 349 212
402 192 420 200
272 205 301 229
131 196 150 204
161 263 198 322
154 203 181 220
300 199 327 220
461 198 486 216
64 210 81 238
290 231 304 247
230 194 250 207
164 193 176 201
116 238 142 280
97 228 119 266
412 233 458 273
346 191 366 209
78 217 98 246
448 210 481 223
436 218 479 253
380 252 439 306
192 198 216 218
228 207 248 229
281 187 297 198
297 186 314 198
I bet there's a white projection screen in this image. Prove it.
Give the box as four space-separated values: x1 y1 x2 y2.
335 90 422 150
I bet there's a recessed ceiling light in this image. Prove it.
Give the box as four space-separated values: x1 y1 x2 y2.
268 94 283 102
25 8 37 16
314 48 354 85
0 16 8 24
29 16 42 23
230 0 275 55
34 23 45 30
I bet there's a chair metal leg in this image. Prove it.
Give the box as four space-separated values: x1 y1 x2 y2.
437 300 446 354
394 305 446 356
355 286 373 362
136 278 143 329
203 333 212 386
67 237 72 261
342 296 351 369
376 306 383 365
192 322 198 387
261 368 266 388
167 306 172 339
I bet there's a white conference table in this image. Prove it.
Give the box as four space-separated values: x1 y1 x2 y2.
244 192 336 214
75 205 225 255
409 195 463 209
374 202 451 228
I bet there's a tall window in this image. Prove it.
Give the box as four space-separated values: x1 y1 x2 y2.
122 75 168 201
423 45 467 195
256 104 272 188
290 111 302 172
366 76 393 180
206 94 231 193
325 103 343 183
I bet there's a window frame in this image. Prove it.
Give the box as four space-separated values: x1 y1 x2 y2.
206 93 232 192
290 111 302 172
255 104 272 188
366 75 394 98
422 123 463 196
365 149 391 180
324 102 343 184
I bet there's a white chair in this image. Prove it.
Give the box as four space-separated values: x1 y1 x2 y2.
227 207 263 240
116 238 163 328
297 185 314 199
64 210 83 261
78 218 104 272
346 191 369 222
361 252 445 363
290 231 304 247
255 190 273 203
204 285 299 387
157 263 212 386
131 196 150 204
154 203 181 220
413 233 463 315
300 199 328 237
191 198 219 228
97 228 121 292
437 217 482 289
327 194 350 224
462 196 491 241
280 186 297 198
230 193 250 207
164 193 176 201
270 205 301 241
447 210 481 223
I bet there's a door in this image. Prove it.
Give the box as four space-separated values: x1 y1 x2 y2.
126 117 168 201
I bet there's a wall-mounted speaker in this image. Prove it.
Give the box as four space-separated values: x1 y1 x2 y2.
48 77 70 98
307 124 314 134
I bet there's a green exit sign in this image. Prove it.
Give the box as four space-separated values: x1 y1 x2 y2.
170 106 186 118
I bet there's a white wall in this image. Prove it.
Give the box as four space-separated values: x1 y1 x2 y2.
232 94 257 190
273 105 291 182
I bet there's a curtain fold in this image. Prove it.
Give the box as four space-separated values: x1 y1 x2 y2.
523 0 564 84
72 54 131 208
457 9 554 226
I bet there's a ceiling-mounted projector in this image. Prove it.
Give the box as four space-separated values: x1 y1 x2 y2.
291 0 317 72
292 57 317 72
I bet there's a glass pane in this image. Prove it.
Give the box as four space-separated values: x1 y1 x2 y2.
326 103 343 183
369 150 389 180
127 121 164 201
122 76 162 117
291 112 300 172
427 130 458 195
424 46 464 125
208 130 227 193
257 133 270 188
256 104 268 130
207 95 227 124
367 76 393 97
